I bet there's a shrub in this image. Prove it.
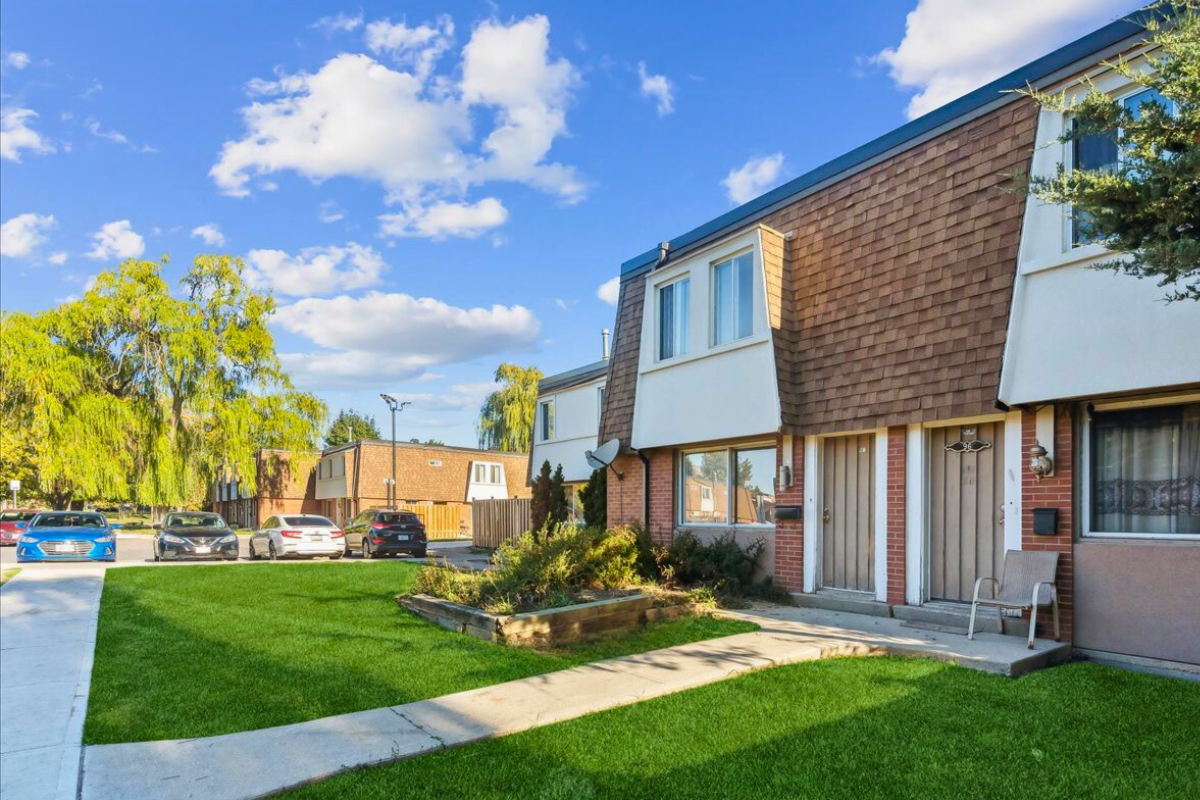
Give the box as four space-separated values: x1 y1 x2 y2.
654 531 789 603
577 467 607 528
412 524 642 613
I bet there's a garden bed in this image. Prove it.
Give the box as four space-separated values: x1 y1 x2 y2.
400 592 707 645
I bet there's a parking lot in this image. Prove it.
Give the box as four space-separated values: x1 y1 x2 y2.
0 535 488 569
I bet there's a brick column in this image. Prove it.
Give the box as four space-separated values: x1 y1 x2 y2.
1021 406 1075 642
775 436 804 592
886 426 907 606
606 454 645 528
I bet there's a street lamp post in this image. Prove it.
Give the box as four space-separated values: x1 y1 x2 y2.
379 395 410 511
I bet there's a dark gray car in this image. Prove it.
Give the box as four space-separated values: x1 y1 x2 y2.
344 509 427 559
153 512 239 561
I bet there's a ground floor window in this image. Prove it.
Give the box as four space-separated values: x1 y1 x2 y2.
679 444 776 526
1090 401 1200 536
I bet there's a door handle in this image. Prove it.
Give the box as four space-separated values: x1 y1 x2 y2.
823 508 831 525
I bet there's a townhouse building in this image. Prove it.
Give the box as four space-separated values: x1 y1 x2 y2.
599 10 1199 667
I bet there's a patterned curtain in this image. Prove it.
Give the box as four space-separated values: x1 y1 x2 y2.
1092 403 1200 534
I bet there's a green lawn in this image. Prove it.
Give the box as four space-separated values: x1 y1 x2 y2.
0 567 19 585
84 562 756 744
282 657 1200 800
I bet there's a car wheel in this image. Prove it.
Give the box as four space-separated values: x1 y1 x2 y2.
248 541 257 560
364 538 377 559
152 544 160 562
331 552 342 560
268 541 278 561
415 549 427 560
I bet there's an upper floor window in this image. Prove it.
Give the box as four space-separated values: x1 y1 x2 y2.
1072 87 1177 246
712 251 754 345
539 399 555 441
471 462 504 485
597 385 606 426
658 277 690 360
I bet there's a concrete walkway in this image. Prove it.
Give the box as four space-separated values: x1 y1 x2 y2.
1 567 104 800
80 604 1069 800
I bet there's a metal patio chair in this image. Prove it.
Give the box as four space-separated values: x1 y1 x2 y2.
967 549 1060 649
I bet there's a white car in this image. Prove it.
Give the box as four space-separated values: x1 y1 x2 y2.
248 515 345 560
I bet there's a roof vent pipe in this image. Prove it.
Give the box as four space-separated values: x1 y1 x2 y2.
657 241 670 267
601 328 611 360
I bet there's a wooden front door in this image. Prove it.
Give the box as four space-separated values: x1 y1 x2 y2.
821 434 875 593
928 422 1006 602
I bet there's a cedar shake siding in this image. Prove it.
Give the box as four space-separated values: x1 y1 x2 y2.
599 275 646 449
601 98 1038 445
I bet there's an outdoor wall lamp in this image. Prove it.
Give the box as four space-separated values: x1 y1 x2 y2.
1029 441 1053 480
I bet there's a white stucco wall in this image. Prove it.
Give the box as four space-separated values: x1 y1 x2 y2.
631 227 782 448
530 376 605 483
1000 50 1200 405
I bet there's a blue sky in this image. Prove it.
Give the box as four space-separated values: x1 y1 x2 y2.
1 0 1137 446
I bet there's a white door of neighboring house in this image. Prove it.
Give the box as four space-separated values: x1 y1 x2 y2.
820 433 876 593
927 422 1006 603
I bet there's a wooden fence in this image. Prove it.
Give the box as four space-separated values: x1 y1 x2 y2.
396 503 466 540
472 498 532 548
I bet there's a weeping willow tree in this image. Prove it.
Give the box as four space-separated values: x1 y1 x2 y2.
0 255 325 509
476 363 542 453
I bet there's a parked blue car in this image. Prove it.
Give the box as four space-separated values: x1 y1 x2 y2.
15 511 118 562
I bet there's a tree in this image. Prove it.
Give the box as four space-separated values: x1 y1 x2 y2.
531 460 552 531
577 467 608 528
0 255 325 509
325 409 381 448
1018 1 1200 301
477 363 542 453
423 438 446 446
548 464 569 527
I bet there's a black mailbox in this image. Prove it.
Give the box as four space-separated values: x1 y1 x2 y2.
1032 508 1059 536
775 505 801 521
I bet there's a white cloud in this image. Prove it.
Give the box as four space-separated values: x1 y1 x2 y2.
721 153 785 205
1 107 55 162
6 52 31 70
378 197 507 239
86 220 145 261
85 118 156 152
597 276 620 306
1 213 55 257
244 243 386 296
365 15 454 82
274 291 541 385
874 0 1135 120
48 251 68 265
318 201 346 223
191 223 226 246
554 298 570 312
211 14 583 234
311 11 362 35
637 61 674 116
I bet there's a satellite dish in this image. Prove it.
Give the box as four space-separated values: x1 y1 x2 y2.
586 438 620 470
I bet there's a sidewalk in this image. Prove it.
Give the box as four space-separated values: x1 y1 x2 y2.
1 567 104 800
80 604 1069 800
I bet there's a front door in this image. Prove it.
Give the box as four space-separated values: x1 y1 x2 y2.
821 434 875 593
928 422 1006 602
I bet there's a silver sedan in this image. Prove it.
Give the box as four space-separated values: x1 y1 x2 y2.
248 514 345 560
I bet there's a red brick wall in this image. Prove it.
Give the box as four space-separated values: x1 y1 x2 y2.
607 454 645 527
646 450 675 545
775 438 804 591
1021 406 1075 642
886 426 908 605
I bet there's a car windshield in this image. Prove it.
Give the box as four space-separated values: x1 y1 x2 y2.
378 512 420 525
1 511 38 522
32 513 106 529
283 516 334 527
164 513 226 528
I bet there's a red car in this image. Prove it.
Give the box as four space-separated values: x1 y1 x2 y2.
0 509 44 546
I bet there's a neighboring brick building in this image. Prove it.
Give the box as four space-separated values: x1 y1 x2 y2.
313 440 530 533
598 11 1199 667
212 449 322 529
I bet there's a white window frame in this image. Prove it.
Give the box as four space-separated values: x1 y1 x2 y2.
677 441 776 529
597 384 606 427
1079 394 1200 541
539 399 555 442
472 461 504 486
656 276 690 362
1065 83 1177 251
710 248 755 347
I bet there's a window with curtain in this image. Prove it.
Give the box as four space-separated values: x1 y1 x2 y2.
1090 402 1200 536
658 278 690 360
713 251 754 345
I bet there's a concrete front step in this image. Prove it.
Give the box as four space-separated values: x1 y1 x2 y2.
790 590 892 618
900 620 970 635
892 603 1030 638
